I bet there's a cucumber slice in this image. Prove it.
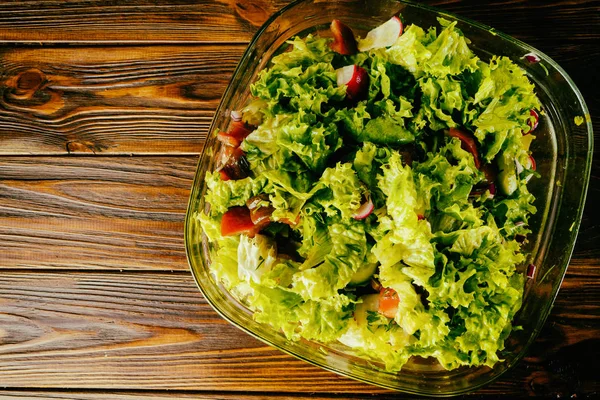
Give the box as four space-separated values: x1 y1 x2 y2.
497 154 518 196
349 262 378 286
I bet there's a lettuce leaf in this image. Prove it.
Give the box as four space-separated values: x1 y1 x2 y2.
471 56 541 161
292 220 369 300
313 162 364 221
418 76 467 130
373 152 435 274
205 172 269 214
386 19 478 78
413 138 484 230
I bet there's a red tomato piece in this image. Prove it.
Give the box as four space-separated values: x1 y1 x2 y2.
219 169 231 181
447 127 481 169
221 206 260 237
217 132 242 147
217 121 254 147
378 287 400 319
246 194 275 226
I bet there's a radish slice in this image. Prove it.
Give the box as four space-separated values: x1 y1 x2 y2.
357 16 403 52
336 64 369 101
336 65 356 86
353 197 374 220
523 53 541 63
488 182 497 197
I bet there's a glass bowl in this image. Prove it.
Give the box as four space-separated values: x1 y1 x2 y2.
185 0 593 395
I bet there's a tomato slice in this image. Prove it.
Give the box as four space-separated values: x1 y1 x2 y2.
246 194 275 226
221 206 262 237
217 121 255 147
217 132 241 147
447 128 481 169
219 169 231 181
378 287 399 319
217 121 254 147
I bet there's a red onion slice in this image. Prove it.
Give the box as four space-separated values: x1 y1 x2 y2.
488 182 497 198
527 264 536 279
529 155 537 171
525 109 539 133
353 197 374 220
230 110 242 122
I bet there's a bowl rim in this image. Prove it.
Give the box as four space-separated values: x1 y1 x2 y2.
184 0 594 395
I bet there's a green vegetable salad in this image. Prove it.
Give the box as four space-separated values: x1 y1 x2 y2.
199 16 540 371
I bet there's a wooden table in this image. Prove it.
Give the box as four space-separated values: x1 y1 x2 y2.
0 0 598 398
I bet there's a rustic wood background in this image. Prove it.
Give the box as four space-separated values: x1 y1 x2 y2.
0 0 598 398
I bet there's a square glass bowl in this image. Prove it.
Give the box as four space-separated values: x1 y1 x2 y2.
185 0 593 395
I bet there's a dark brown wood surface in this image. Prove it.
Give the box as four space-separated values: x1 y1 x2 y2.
0 0 598 399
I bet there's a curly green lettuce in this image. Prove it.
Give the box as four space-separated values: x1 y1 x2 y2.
198 16 539 373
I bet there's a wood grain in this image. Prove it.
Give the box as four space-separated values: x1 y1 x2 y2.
0 0 595 46
0 156 196 270
0 45 244 154
0 2 597 156
0 392 423 400
0 269 597 397
0 0 293 43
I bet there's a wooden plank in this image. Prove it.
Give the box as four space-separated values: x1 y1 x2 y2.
0 391 423 400
0 0 293 43
0 270 597 396
0 45 244 154
0 156 196 270
0 0 595 45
